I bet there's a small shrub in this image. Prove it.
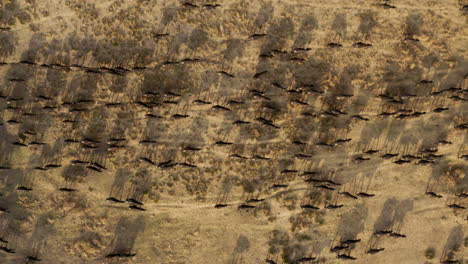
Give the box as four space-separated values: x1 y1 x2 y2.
424 247 435 259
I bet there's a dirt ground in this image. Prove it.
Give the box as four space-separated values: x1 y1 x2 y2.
0 0 467 263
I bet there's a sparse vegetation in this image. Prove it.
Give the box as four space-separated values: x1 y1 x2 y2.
425 247 435 259
0 1 465 263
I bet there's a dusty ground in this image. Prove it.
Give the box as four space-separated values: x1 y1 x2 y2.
0 0 467 263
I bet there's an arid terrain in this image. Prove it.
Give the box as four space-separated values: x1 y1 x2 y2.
0 0 467 263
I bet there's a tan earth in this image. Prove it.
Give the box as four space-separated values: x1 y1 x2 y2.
0 0 467 263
